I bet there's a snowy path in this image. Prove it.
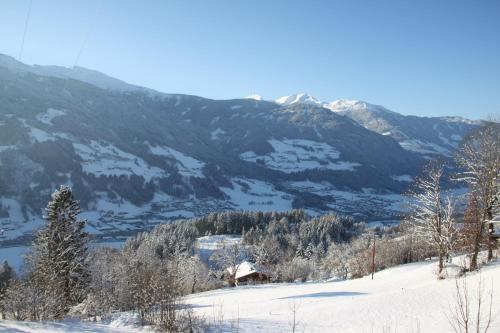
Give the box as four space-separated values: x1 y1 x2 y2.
186 259 500 332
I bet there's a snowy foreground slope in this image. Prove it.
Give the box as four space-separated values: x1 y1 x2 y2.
0 313 152 332
0 259 498 332
186 259 500 333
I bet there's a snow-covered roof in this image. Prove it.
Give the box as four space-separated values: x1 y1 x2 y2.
227 261 266 280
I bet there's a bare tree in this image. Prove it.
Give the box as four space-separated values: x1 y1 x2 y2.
409 162 457 276
448 275 495 333
456 122 500 267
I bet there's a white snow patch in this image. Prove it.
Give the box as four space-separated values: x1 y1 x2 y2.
221 178 293 211
287 181 407 218
149 145 205 177
275 93 322 106
19 119 68 143
0 312 152 332
74 141 166 181
392 174 413 182
36 108 66 125
0 145 16 152
210 128 226 140
399 139 452 156
0 197 43 241
196 234 242 261
240 139 360 173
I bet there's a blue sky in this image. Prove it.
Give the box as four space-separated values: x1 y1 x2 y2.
0 0 499 119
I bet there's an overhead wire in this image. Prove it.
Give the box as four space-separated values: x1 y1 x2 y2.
74 2 102 67
18 0 33 61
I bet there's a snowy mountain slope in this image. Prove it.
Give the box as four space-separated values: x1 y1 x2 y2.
0 53 153 93
0 57 476 247
328 99 480 157
277 93 479 157
186 259 500 333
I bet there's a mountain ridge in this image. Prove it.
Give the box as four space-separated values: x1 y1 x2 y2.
0 56 479 246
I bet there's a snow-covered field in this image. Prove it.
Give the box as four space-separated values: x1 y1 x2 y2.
149 144 205 177
196 234 241 262
221 177 293 211
1 258 498 332
186 259 500 333
240 139 360 173
74 141 166 181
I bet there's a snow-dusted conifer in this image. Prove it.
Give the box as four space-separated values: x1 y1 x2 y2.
32 185 89 318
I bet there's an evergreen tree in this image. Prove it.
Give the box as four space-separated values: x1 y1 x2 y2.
33 185 89 318
0 261 14 293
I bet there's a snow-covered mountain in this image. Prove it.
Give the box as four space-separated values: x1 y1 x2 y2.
278 92 479 157
0 55 478 246
275 93 322 106
0 53 153 93
327 99 479 157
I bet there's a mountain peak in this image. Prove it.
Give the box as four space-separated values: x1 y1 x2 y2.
275 93 322 106
324 99 398 116
325 99 368 112
246 94 263 101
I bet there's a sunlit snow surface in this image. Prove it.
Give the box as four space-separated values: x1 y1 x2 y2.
186 257 500 333
221 177 293 211
1 256 499 332
149 144 205 177
0 312 152 332
240 139 360 173
74 141 166 181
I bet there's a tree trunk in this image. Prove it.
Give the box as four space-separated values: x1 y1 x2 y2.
438 253 444 275
487 204 494 261
470 234 481 271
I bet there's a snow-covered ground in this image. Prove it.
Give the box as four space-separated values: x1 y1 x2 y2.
196 234 241 262
0 258 498 332
0 313 152 333
186 259 500 332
